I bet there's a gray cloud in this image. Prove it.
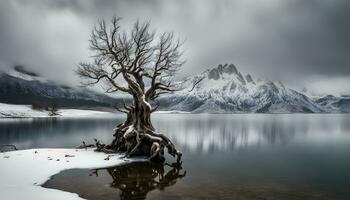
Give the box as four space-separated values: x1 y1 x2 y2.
0 0 349 94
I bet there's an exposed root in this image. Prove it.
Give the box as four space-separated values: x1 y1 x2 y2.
96 120 182 163
143 130 182 163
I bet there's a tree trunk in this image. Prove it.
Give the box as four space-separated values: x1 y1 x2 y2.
107 94 182 163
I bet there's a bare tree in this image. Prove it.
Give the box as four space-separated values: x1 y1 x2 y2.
77 17 183 162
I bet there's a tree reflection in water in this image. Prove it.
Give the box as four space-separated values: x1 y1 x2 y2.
94 162 186 200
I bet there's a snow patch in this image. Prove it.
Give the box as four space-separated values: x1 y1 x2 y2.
0 148 145 200
142 94 151 109
6 67 46 82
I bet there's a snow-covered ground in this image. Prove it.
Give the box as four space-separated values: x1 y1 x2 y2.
0 103 112 118
0 148 144 200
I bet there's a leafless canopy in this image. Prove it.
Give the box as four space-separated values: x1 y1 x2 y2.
77 17 184 101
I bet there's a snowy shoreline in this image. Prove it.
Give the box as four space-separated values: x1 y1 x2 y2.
0 103 194 118
0 148 145 200
0 103 113 118
2 103 347 117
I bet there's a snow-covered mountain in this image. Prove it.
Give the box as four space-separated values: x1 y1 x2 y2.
159 64 328 113
0 66 119 108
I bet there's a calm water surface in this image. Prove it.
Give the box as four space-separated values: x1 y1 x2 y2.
1 114 350 200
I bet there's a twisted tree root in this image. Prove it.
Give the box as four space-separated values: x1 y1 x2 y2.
96 124 182 163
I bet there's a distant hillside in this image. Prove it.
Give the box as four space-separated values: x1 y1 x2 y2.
0 66 121 108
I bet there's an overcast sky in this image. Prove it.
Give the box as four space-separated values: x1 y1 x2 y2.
0 0 349 95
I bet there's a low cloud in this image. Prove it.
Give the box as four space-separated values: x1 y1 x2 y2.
0 0 349 94
305 76 350 96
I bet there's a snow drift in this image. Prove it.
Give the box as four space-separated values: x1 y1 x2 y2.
0 148 144 200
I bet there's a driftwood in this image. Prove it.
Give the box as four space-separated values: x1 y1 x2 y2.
76 141 95 149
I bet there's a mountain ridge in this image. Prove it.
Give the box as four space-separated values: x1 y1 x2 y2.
0 66 120 108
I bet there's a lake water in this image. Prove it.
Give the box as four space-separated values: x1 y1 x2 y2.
1 114 350 200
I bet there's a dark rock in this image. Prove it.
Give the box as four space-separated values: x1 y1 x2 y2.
245 74 255 84
237 72 246 85
224 64 238 74
208 68 220 80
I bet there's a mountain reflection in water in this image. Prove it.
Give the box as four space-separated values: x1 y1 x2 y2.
1 114 349 153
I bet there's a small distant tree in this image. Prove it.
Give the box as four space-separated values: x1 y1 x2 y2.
48 102 59 116
77 17 183 162
31 102 43 110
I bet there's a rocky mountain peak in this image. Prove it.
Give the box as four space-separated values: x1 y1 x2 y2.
207 63 255 86
208 63 239 80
